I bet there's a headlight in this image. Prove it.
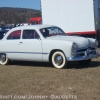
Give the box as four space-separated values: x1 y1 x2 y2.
93 40 98 48
72 43 78 56
95 40 98 46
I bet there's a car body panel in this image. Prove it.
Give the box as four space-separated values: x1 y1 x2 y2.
19 39 43 61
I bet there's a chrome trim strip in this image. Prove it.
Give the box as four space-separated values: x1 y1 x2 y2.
0 51 49 55
75 46 96 52
67 53 100 61
72 52 85 55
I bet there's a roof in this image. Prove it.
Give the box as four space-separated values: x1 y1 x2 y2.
11 24 57 30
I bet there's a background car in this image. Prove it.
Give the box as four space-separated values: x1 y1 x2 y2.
0 26 6 39
0 26 11 39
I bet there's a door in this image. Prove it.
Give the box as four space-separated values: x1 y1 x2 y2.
5 30 21 60
19 29 42 61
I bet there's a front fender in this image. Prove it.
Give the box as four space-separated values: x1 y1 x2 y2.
42 40 73 61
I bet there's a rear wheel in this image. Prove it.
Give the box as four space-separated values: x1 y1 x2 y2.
78 59 91 65
51 51 67 69
0 53 9 65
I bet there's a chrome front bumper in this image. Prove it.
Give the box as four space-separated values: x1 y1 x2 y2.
67 50 100 61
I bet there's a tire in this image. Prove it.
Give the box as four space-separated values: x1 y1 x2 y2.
51 51 67 69
78 59 91 65
0 53 9 65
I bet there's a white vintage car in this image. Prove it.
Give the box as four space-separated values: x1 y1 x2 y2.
0 25 99 68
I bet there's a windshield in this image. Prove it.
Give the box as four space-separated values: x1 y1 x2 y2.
40 27 66 38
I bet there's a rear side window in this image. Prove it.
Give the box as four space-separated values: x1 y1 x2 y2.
7 30 21 40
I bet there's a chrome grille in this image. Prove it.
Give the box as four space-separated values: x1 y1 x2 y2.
75 47 96 57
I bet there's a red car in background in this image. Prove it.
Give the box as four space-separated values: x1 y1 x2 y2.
28 17 42 25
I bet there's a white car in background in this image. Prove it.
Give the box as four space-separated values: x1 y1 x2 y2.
0 25 99 69
22 23 28 26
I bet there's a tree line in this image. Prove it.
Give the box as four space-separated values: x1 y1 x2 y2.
0 7 41 25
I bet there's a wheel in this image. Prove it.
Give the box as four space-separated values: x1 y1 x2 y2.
78 59 91 65
0 53 9 65
51 51 67 69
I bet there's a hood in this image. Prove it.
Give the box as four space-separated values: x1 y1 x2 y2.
46 35 91 48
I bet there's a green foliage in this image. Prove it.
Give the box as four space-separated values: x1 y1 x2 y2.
0 7 41 24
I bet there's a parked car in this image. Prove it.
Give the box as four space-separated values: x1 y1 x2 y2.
0 25 99 68
0 26 7 39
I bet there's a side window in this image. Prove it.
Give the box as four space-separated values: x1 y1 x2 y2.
22 30 40 39
7 30 21 40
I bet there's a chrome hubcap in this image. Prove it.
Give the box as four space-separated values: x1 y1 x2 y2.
54 55 63 66
0 54 6 63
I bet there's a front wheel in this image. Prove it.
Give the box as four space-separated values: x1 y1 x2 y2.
51 51 67 69
0 53 9 65
78 59 91 65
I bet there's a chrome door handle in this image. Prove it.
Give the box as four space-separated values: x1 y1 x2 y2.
19 42 23 43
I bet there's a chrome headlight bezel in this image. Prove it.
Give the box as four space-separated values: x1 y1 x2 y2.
94 39 98 47
72 43 78 56
92 39 98 48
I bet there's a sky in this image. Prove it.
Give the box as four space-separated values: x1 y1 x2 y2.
0 0 40 10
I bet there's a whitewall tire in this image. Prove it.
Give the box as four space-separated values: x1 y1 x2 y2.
52 51 67 69
0 54 9 65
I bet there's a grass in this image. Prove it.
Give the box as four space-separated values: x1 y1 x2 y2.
0 49 100 100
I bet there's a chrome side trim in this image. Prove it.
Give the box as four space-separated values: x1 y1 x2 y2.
0 51 49 55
